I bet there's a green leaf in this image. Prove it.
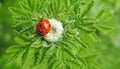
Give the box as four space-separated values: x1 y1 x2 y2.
65 0 70 9
31 38 41 48
82 17 99 25
26 0 33 10
7 49 23 63
33 48 40 65
96 9 105 18
6 45 20 53
102 13 112 21
67 40 78 49
78 26 95 33
20 24 33 33
75 36 88 48
36 1 45 12
84 54 98 61
81 0 94 18
64 47 76 59
19 1 30 11
38 47 50 63
21 47 29 65
96 25 112 31
50 61 62 69
14 30 32 42
9 7 23 15
14 36 29 46
89 33 101 41
66 59 81 69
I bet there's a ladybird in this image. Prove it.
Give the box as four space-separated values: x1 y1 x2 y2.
36 20 51 36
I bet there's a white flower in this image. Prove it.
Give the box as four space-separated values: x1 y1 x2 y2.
44 18 64 42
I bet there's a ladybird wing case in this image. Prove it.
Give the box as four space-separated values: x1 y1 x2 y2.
36 20 51 36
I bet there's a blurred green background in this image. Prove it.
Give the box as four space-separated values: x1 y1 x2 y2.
0 0 13 55
0 0 120 69
0 0 16 54
0 0 17 69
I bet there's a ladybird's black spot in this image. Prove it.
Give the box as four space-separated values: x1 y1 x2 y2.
49 25 51 27
39 25 42 27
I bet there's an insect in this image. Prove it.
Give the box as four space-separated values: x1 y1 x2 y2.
36 20 51 36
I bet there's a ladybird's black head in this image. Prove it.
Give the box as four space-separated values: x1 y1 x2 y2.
37 30 43 36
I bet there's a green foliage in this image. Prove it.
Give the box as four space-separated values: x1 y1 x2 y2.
91 0 120 69
6 0 112 69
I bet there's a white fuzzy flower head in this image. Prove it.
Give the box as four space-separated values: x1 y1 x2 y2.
44 18 64 42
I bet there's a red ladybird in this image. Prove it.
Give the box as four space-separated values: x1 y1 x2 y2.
36 20 51 36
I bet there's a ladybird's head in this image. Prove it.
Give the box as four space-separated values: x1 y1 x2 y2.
37 30 43 36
